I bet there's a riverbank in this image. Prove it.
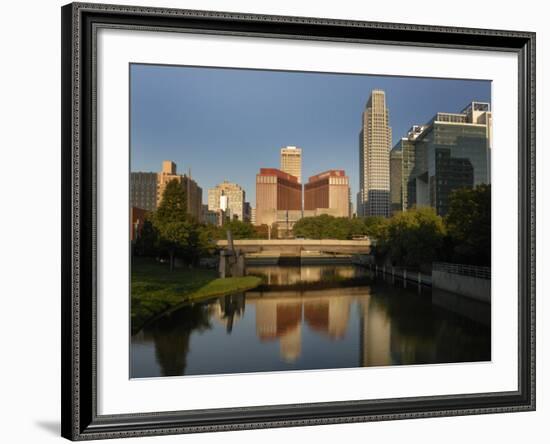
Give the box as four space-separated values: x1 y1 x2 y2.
131 258 262 333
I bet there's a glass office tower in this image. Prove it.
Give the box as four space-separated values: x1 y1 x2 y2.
399 102 491 216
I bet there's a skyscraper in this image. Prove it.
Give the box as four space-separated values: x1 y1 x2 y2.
156 160 178 205
397 125 427 212
130 172 158 211
255 168 302 235
250 207 257 226
304 170 350 218
207 181 246 223
397 102 491 216
358 90 392 217
280 146 302 184
389 148 403 215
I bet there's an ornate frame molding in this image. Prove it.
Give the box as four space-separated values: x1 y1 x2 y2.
61 2 535 440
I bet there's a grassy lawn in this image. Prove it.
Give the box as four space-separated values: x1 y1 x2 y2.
131 258 262 333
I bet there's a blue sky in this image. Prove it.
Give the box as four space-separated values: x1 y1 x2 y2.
130 64 490 205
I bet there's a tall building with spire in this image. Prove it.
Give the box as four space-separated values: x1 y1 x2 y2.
280 146 302 184
358 90 392 217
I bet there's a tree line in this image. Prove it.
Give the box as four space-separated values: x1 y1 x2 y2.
292 184 491 268
135 179 490 270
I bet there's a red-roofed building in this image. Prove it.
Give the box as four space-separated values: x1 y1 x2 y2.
304 170 350 218
255 168 302 230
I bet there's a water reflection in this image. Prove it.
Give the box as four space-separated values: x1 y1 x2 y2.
211 294 246 333
248 264 368 286
132 304 211 377
131 265 490 378
251 289 357 362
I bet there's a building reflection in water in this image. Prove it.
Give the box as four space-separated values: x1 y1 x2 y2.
254 298 302 362
249 288 385 363
359 294 392 367
131 265 491 378
247 264 368 286
246 265 387 363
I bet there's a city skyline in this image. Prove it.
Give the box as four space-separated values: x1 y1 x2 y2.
130 64 491 206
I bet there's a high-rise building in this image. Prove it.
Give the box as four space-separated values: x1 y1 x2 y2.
280 146 302 184
255 168 302 231
395 125 427 212
398 102 491 216
304 170 350 218
202 204 220 225
156 160 179 205
131 161 203 221
130 172 158 211
250 207 257 226
161 160 176 175
243 202 252 223
156 161 203 221
207 181 246 224
389 149 403 215
358 90 392 217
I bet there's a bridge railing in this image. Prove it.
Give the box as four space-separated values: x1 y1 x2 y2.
216 239 371 247
432 262 491 280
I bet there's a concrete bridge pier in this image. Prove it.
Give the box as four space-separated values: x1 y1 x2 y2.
219 251 245 278
218 230 246 278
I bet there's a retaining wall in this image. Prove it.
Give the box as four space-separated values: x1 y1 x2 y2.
432 270 490 303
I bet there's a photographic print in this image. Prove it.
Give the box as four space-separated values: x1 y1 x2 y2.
62 4 536 438
129 64 492 378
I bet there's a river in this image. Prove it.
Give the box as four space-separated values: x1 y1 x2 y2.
131 264 490 378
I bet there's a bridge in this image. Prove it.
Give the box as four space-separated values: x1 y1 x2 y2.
216 239 372 265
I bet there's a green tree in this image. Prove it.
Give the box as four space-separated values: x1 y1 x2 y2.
445 184 491 266
196 223 223 256
363 216 389 240
152 179 196 271
348 217 368 238
383 207 446 268
195 220 260 256
293 214 330 239
134 218 158 257
292 214 356 240
222 220 256 239
292 214 390 240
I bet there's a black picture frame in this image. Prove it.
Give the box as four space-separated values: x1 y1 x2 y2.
61 2 536 440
